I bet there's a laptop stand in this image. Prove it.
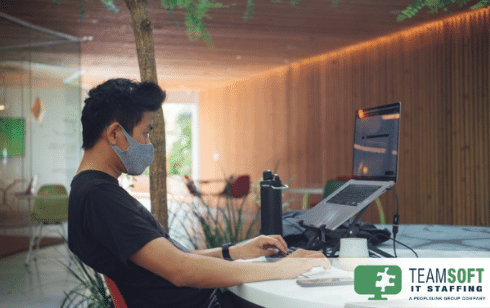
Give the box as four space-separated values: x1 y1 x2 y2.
299 204 395 258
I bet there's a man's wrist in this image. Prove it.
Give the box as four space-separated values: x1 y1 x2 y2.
222 243 235 260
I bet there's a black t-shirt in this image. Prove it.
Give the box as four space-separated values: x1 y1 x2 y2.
68 170 217 308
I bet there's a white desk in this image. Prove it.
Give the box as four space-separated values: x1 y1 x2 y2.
229 261 361 308
228 224 490 308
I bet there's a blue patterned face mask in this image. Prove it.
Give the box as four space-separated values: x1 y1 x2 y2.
110 126 154 176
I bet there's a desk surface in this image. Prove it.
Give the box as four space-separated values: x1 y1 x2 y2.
228 224 490 308
230 263 358 308
377 224 490 254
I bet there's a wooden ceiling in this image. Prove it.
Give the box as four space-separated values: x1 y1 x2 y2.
0 0 474 91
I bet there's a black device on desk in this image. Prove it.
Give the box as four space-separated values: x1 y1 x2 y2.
298 102 402 258
260 170 287 236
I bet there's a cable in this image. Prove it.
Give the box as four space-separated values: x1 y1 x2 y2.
367 185 421 259
366 234 419 258
346 187 419 259
387 187 400 258
390 237 419 258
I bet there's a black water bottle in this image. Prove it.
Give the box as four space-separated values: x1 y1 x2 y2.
270 174 283 236
260 170 273 235
260 171 283 236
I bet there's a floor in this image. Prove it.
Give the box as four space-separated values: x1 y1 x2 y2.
0 224 79 308
0 198 197 308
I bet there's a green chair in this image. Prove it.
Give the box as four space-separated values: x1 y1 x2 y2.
322 179 348 200
25 184 69 265
322 178 386 224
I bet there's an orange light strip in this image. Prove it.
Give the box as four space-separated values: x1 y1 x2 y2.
219 7 489 91
293 7 489 68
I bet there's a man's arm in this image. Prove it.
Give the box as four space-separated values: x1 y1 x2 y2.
191 234 288 260
130 236 330 289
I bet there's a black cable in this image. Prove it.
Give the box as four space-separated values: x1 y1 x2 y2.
366 233 389 246
387 187 400 258
366 233 419 258
390 237 419 258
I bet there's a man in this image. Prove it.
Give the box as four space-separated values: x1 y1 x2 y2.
68 78 329 308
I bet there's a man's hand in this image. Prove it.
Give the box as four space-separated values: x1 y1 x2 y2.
230 234 288 260
274 257 331 280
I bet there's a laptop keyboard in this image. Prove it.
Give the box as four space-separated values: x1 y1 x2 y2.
327 184 382 206
265 247 299 262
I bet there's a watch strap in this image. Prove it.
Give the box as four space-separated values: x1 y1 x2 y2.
222 242 234 261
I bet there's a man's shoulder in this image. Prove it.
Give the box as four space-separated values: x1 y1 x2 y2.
69 170 126 210
73 170 117 184
71 170 119 192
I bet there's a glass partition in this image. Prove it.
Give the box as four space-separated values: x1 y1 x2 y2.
0 14 82 226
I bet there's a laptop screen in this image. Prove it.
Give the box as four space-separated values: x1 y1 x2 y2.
352 102 401 182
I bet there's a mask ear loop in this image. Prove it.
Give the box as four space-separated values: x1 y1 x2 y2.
107 123 129 149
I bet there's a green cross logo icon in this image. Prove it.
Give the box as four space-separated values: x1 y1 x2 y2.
354 265 402 300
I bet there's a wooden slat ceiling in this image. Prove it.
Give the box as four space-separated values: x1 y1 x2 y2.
0 0 474 91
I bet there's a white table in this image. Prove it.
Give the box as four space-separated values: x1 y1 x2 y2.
229 261 362 308
228 224 490 308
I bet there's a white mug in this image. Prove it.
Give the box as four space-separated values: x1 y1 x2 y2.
339 237 369 271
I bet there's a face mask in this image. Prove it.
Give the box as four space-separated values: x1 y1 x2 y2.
111 126 154 176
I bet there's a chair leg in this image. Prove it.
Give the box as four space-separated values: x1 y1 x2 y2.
59 222 72 267
25 224 40 266
59 221 67 240
35 224 44 260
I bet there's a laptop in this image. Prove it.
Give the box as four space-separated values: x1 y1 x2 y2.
299 102 401 231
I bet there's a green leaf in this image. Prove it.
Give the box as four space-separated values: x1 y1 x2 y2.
471 0 490 9
58 246 112 307
99 0 119 13
243 0 255 20
397 0 489 21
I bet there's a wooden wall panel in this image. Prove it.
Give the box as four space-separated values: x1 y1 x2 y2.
199 9 490 226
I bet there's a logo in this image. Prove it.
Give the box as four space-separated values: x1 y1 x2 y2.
354 265 402 300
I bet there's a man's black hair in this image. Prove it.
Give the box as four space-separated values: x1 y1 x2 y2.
81 78 166 150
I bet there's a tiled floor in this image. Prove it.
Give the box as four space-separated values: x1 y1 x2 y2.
0 199 198 308
0 224 79 308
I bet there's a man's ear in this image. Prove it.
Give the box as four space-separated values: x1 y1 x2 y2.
106 122 120 145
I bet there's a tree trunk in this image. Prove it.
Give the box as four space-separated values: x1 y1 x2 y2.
124 0 168 230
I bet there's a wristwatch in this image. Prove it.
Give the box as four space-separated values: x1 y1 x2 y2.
222 242 235 261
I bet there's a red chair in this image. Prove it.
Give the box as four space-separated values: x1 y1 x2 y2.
183 175 200 196
184 175 250 199
103 275 128 308
219 175 250 199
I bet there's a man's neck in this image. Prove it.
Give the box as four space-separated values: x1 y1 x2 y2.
77 147 122 179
